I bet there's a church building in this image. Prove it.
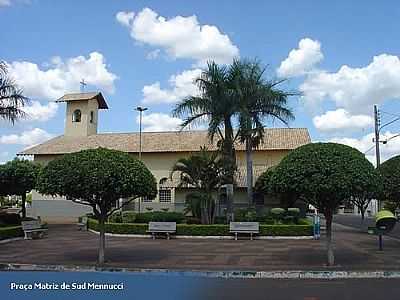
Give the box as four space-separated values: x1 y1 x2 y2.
18 92 311 223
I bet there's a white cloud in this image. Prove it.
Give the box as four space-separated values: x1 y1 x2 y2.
21 101 58 122
0 128 54 146
301 54 400 114
116 8 239 66
277 38 323 78
115 11 135 27
313 109 373 133
0 0 11 6
0 0 29 7
329 131 400 164
7 52 117 100
142 68 201 104
138 113 182 132
146 49 161 60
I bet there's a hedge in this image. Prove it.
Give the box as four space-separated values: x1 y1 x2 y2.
88 218 312 236
0 225 23 240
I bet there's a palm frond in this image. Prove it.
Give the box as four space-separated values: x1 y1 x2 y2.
0 69 28 124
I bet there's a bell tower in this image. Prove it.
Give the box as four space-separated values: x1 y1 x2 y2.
55 92 109 137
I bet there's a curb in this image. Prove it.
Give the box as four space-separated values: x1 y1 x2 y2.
1 263 400 279
0 237 24 245
88 229 314 240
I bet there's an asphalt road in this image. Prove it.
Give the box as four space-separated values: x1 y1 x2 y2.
2 271 400 300
199 278 400 300
333 213 400 239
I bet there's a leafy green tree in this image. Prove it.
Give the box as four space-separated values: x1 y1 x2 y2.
255 167 299 208
270 143 378 266
172 62 237 219
0 61 28 124
0 159 40 218
230 59 295 205
379 155 400 210
37 148 157 265
171 148 224 224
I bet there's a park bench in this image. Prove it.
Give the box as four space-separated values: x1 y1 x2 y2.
77 216 88 231
21 220 47 240
230 222 259 240
147 222 176 240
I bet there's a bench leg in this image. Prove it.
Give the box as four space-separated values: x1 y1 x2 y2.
152 233 156 240
235 232 238 241
250 233 253 241
24 232 28 240
166 232 170 240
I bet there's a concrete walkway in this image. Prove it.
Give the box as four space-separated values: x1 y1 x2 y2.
0 223 399 271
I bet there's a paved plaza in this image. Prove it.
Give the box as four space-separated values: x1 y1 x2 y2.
0 222 399 271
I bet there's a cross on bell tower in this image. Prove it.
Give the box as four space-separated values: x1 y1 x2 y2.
80 79 87 92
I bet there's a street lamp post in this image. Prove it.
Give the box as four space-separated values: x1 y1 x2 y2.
135 106 148 213
135 106 148 161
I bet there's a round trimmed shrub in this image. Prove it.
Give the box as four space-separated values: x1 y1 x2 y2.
122 211 136 223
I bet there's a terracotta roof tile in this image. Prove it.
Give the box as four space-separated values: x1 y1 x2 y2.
18 128 311 155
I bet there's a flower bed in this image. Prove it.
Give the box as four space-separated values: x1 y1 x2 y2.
88 218 313 236
0 225 23 240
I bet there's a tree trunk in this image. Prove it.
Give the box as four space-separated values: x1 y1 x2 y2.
223 120 236 221
226 184 234 222
360 208 365 221
21 193 26 219
325 211 334 266
245 137 253 207
98 216 106 265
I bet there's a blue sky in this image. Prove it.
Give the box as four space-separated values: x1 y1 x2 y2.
1 0 400 164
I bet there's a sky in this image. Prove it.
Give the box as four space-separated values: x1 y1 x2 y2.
1 0 400 164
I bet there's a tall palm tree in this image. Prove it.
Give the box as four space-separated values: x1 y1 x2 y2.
171 148 224 224
229 59 295 206
172 62 237 219
0 61 27 124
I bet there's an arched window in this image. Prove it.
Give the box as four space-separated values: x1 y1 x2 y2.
72 109 81 122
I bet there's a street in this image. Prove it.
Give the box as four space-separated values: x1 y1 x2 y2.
2 271 400 300
333 214 400 240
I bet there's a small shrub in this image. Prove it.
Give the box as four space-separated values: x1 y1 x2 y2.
122 211 136 223
287 207 300 224
0 225 23 240
234 208 257 222
135 211 185 223
214 216 227 224
108 211 123 223
270 207 286 223
176 224 229 236
0 213 21 226
185 217 201 224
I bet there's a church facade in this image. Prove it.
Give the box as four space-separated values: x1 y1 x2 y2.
18 92 311 223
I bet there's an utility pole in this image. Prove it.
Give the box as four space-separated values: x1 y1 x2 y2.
374 105 381 168
135 106 148 161
374 104 381 210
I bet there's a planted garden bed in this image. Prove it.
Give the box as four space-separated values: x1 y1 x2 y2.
0 225 23 240
87 218 313 236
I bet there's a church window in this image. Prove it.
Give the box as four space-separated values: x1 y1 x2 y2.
90 111 94 123
72 109 81 122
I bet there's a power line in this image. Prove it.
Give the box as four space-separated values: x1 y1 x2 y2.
364 145 375 155
379 110 400 118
